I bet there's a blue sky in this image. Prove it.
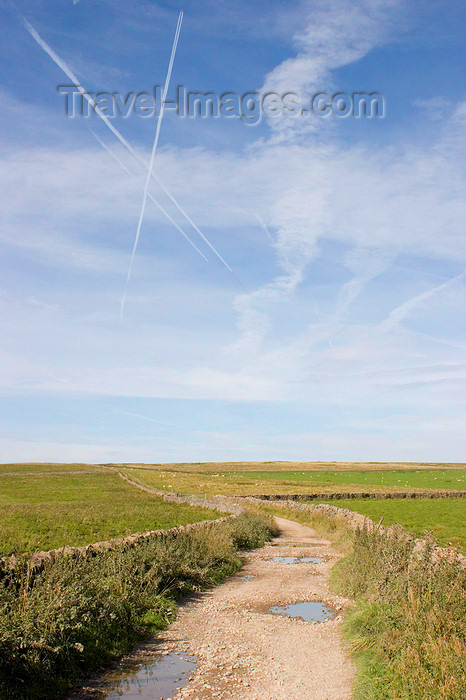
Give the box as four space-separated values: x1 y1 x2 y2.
0 0 464 463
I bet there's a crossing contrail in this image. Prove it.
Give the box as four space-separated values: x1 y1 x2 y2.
121 11 183 316
23 18 233 283
89 128 208 262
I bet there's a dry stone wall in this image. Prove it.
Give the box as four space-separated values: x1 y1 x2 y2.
246 490 466 500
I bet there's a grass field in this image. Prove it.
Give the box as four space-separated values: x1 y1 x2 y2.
122 464 466 552
1 461 465 555
0 463 109 474
217 468 466 489
122 464 466 497
312 497 466 552
0 470 218 556
116 461 463 473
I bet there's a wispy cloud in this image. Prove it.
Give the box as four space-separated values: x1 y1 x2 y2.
261 0 403 138
380 273 465 332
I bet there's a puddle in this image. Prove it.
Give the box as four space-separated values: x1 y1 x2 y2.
269 556 323 564
101 651 196 699
298 556 323 563
270 601 334 623
240 574 255 580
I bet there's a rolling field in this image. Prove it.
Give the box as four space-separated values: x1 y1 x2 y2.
121 462 466 553
122 463 466 497
0 469 218 556
118 461 463 473
1 461 465 555
0 462 109 474
214 468 466 489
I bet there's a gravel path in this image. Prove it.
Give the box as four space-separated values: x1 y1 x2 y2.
158 516 355 700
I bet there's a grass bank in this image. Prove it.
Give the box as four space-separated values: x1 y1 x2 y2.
0 512 277 699
332 526 466 699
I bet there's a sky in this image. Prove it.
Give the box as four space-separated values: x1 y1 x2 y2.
0 0 464 464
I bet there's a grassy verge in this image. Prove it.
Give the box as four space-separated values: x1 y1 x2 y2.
257 501 354 551
332 526 466 699
0 512 276 699
0 472 219 555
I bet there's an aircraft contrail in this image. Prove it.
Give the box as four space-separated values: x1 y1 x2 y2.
24 20 141 163
121 11 183 316
89 128 208 262
255 213 274 245
155 175 233 273
23 18 233 276
88 128 133 176
381 272 465 331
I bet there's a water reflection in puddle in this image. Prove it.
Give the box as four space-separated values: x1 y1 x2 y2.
270 601 334 623
240 574 255 581
103 651 196 699
269 556 323 564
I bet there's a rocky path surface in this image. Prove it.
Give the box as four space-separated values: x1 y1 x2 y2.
159 516 354 700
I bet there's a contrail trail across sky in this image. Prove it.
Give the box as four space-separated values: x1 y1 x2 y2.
121 11 183 317
89 128 208 263
23 17 233 300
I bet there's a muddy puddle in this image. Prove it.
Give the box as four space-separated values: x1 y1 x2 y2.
270 601 335 623
97 651 196 699
240 574 255 580
269 556 323 564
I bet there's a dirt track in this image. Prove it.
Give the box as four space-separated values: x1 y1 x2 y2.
154 516 354 699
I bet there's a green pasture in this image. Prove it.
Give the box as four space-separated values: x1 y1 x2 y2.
0 471 218 555
0 463 108 474
124 465 466 497
228 468 466 490
314 497 466 552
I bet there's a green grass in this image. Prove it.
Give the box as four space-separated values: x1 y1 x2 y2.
331 526 466 700
0 463 108 474
256 500 466 700
235 469 466 490
234 468 466 489
313 498 466 552
0 472 219 555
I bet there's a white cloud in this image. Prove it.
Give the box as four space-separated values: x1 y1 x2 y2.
261 0 404 138
0 97 464 412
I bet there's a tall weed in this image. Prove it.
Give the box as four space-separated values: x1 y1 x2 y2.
333 526 466 699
